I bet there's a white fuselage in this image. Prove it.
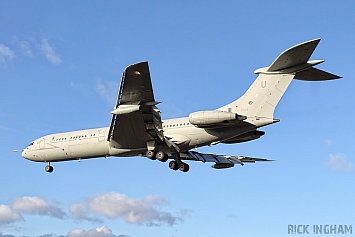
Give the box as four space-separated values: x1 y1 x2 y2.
22 117 254 163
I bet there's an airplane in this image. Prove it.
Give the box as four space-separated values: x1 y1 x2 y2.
21 39 341 173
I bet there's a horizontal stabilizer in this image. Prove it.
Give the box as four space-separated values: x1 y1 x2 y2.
268 39 321 72
295 67 341 81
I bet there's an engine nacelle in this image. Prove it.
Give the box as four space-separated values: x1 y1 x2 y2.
189 110 246 126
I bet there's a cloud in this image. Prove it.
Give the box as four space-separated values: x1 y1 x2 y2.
12 196 66 219
1 192 187 231
69 202 90 219
69 202 101 223
0 44 14 63
95 79 119 105
0 196 65 225
84 192 182 226
325 139 332 146
72 192 189 226
65 226 129 237
41 38 61 65
326 153 353 172
0 233 17 237
0 205 22 224
19 41 33 57
70 81 86 90
0 227 129 237
0 125 12 131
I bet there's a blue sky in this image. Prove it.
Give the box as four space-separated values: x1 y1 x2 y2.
1 1 354 236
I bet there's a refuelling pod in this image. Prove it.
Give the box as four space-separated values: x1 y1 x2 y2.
211 163 235 169
111 105 140 115
189 110 246 127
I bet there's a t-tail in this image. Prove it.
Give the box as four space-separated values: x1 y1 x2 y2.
218 38 341 127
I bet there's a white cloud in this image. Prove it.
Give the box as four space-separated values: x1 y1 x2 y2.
326 153 353 172
325 139 332 146
86 192 181 226
95 79 119 105
0 125 12 131
0 44 14 63
0 196 66 225
19 41 32 57
69 202 101 223
70 81 85 90
0 204 22 224
12 196 66 219
0 233 17 237
69 202 89 220
41 38 61 65
1 193 187 229
66 226 127 237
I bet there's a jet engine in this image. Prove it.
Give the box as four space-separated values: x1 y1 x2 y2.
189 110 246 127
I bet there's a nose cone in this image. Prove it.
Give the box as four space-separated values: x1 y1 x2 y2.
21 147 43 162
22 149 30 160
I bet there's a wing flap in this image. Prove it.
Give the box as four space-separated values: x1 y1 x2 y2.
186 151 273 169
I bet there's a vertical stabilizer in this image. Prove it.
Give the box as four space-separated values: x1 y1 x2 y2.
218 73 295 127
218 39 340 127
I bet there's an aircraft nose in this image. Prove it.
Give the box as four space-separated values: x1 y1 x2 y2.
21 148 36 161
21 146 43 162
22 149 29 160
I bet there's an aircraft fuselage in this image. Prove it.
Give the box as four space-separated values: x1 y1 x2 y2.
22 117 255 163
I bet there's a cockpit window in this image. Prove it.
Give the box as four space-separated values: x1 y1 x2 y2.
28 142 34 146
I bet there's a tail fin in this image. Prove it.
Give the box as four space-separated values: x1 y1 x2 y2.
219 39 341 127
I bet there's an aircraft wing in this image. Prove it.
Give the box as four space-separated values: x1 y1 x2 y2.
182 151 273 169
107 62 164 149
